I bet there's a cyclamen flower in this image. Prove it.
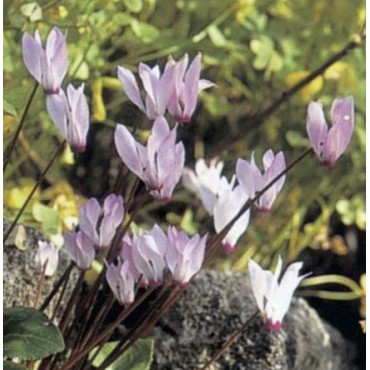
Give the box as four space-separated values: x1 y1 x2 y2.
46 84 90 153
182 158 233 215
22 27 67 94
64 230 95 270
117 60 176 120
213 185 250 253
166 226 207 285
106 259 135 305
248 257 308 331
79 194 124 249
123 225 167 287
35 240 59 276
306 96 354 167
167 53 214 123
236 150 286 212
115 116 185 200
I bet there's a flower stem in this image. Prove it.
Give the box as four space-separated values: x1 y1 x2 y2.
40 262 74 312
61 288 154 370
4 82 39 172
205 148 313 261
33 260 48 308
3 140 66 243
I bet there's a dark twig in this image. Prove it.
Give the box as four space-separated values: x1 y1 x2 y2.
248 36 364 126
61 287 154 370
4 82 39 172
40 262 74 312
205 148 313 261
3 140 66 243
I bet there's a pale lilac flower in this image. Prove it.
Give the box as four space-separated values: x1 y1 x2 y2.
46 83 90 153
120 234 145 284
248 257 308 331
114 116 185 200
213 185 250 253
106 258 135 305
35 240 59 276
22 27 67 94
166 227 207 285
117 59 176 120
64 230 95 270
236 150 286 212
306 96 354 167
79 194 124 250
182 158 233 215
127 225 168 287
167 53 214 123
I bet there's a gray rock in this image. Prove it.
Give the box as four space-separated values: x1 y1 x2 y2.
3 219 76 317
152 270 357 370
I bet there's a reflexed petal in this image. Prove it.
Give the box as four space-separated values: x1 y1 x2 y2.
46 92 68 137
47 27 68 86
99 194 124 248
64 231 95 270
117 66 145 111
22 32 43 83
306 101 328 158
236 158 259 198
182 53 202 121
35 241 59 276
79 198 100 245
115 124 143 178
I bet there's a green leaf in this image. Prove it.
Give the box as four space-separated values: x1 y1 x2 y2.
124 0 143 13
4 98 18 116
32 203 59 235
250 36 274 70
131 19 159 43
4 87 34 112
4 361 28 370
89 339 154 370
285 130 310 148
208 25 226 47
4 306 65 360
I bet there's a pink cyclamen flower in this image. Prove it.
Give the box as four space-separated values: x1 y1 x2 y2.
106 258 135 305
126 225 168 287
64 230 95 270
306 96 354 167
236 150 286 212
46 83 90 153
182 158 233 215
248 257 309 331
167 53 214 123
213 185 250 253
79 194 124 250
117 59 176 120
115 116 185 200
166 227 207 285
22 27 67 94
35 240 59 276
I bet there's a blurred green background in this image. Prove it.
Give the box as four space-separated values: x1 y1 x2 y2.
4 0 365 272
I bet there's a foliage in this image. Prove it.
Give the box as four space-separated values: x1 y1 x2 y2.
89 339 154 370
3 0 365 266
4 306 65 360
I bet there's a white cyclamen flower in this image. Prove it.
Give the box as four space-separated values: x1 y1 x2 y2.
248 256 309 331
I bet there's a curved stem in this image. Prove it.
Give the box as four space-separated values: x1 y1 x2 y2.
4 82 39 172
3 140 66 243
205 148 313 261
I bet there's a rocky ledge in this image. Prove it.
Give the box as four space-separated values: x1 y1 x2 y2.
152 270 357 370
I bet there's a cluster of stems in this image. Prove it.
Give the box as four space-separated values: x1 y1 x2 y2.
3 25 364 370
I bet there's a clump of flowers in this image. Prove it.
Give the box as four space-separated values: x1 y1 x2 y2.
4 24 357 370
